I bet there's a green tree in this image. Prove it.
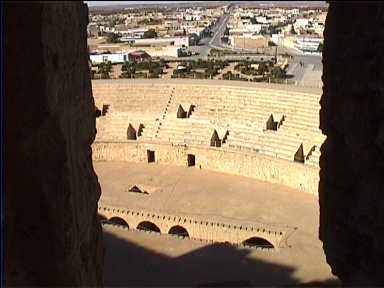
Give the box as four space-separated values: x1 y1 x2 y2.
258 62 269 75
271 66 286 79
106 32 121 43
290 25 296 35
143 29 157 39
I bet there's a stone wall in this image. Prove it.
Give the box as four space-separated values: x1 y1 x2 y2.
319 2 384 286
5 2 103 286
98 204 285 249
92 141 320 195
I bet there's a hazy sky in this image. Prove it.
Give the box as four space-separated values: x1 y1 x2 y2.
85 1 185 6
85 1 327 7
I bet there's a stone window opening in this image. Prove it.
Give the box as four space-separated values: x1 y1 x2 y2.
222 130 229 144
102 104 110 116
168 225 189 238
98 214 107 222
137 123 145 137
127 123 137 140
147 150 155 163
266 114 278 131
294 144 305 163
210 130 221 147
187 154 195 167
306 145 317 160
177 104 187 118
95 106 102 118
137 221 161 233
242 237 274 249
187 104 196 118
109 217 129 228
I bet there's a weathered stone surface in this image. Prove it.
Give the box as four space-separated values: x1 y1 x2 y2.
319 2 384 286
5 2 103 286
92 142 320 195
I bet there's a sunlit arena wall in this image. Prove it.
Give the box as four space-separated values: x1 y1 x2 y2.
92 79 324 196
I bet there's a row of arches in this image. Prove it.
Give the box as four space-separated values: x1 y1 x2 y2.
100 215 274 248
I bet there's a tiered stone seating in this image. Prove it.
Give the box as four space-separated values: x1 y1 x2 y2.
93 83 173 118
92 81 325 167
95 112 157 142
156 119 213 146
306 146 322 167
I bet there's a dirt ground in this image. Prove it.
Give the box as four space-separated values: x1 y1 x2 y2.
95 161 339 286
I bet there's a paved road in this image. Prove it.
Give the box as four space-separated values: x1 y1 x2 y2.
209 12 231 49
285 54 322 87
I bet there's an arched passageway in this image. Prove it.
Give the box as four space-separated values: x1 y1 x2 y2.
242 237 274 249
168 225 189 238
109 217 129 228
137 221 161 233
98 214 108 222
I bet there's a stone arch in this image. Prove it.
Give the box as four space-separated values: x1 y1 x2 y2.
168 225 189 238
127 123 137 140
242 237 274 249
98 214 108 222
109 217 129 228
210 129 221 147
137 221 161 233
294 143 305 163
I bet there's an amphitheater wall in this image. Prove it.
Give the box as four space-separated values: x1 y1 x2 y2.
92 141 319 195
98 205 284 248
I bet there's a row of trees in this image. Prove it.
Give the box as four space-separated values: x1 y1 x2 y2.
171 59 229 79
91 62 112 79
120 60 165 79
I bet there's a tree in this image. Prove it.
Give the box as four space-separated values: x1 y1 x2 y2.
290 24 296 35
258 62 268 75
271 66 286 79
142 29 157 39
106 32 121 43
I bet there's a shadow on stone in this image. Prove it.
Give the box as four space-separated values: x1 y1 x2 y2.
103 230 340 287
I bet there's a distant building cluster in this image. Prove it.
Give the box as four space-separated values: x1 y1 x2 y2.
87 4 227 58
86 3 327 59
226 6 326 52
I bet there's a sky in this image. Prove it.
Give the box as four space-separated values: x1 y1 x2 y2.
85 1 327 7
85 1 186 6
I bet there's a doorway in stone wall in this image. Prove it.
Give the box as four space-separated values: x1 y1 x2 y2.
187 154 195 167
147 150 155 163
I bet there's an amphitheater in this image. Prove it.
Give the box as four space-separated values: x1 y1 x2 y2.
92 79 336 285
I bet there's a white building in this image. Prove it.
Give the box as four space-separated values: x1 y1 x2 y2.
294 38 322 52
119 37 189 48
90 53 130 64
256 16 268 24
295 18 310 27
243 24 262 34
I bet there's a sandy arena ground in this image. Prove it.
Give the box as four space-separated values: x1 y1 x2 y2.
95 161 338 286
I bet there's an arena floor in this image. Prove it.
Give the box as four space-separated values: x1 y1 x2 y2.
95 161 339 286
